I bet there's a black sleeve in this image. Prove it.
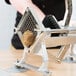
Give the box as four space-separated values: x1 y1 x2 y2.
5 0 11 4
15 12 22 27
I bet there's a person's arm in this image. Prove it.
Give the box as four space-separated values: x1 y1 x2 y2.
9 0 45 22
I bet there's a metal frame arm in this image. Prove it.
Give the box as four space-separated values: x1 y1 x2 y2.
65 0 72 26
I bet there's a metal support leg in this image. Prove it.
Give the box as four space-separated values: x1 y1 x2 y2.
15 46 29 69
38 42 52 76
63 45 76 63
14 41 51 76
7 46 29 73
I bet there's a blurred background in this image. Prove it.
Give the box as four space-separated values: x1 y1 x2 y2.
0 0 76 50
0 0 16 50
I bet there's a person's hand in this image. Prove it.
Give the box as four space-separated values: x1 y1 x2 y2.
10 0 31 14
10 0 45 21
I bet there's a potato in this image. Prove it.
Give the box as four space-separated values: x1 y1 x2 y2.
22 30 36 47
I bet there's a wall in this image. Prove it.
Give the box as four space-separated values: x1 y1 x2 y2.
0 0 16 50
